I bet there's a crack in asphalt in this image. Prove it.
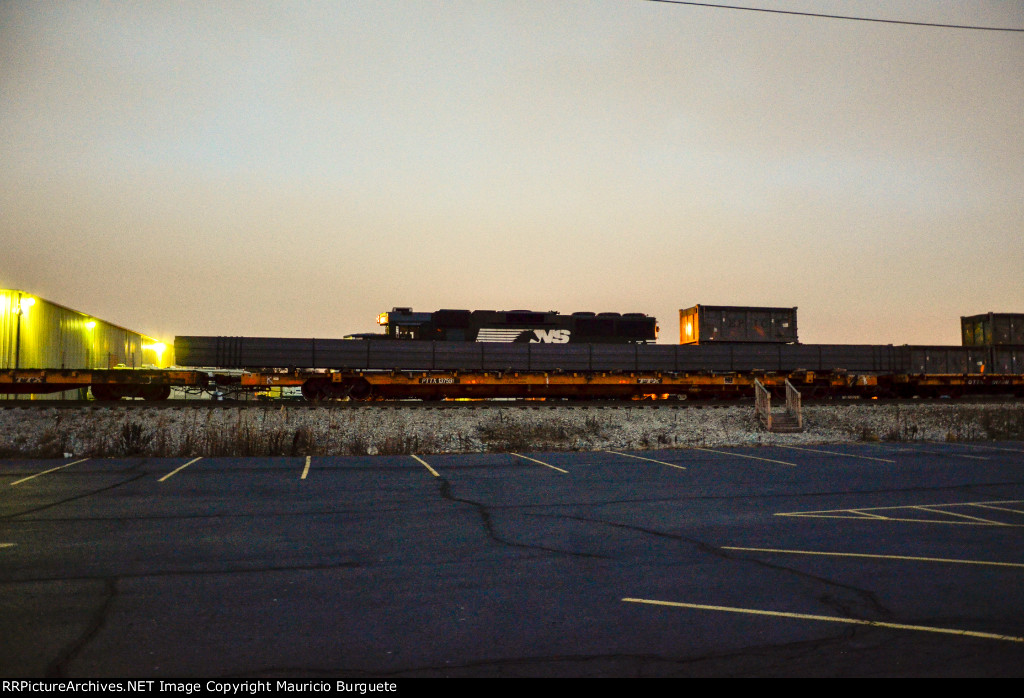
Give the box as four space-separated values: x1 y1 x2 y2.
44 577 117 678
232 631 866 678
2 472 150 520
395 479 1024 513
529 512 892 620
7 476 1020 523
436 479 608 560
9 453 1020 677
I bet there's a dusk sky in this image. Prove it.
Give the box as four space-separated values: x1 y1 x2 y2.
2 1 1022 346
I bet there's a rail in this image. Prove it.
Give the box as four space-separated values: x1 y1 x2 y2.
785 378 803 429
754 379 772 430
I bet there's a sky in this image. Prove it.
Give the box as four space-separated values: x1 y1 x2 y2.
2 0 1022 346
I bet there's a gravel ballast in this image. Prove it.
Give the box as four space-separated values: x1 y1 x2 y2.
1 402 1022 458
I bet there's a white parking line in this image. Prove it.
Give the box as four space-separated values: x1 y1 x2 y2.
510 453 568 474
10 459 90 486
604 451 686 470
158 458 203 482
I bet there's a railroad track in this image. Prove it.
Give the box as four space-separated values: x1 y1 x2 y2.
2 396 1019 411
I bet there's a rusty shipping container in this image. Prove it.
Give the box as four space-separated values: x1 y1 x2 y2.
961 312 1024 347
679 305 798 344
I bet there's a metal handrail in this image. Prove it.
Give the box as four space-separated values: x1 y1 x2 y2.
754 379 772 430
785 379 802 429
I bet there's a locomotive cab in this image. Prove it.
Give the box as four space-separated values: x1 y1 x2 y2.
377 307 436 339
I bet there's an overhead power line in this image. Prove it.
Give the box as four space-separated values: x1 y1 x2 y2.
644 1 1024 32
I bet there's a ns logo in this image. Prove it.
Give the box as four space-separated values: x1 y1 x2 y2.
513 329 571 343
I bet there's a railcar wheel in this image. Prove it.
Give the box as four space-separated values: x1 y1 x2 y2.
348 380 372 401
142 385 172 401
90 385 119 401
301 378 330 402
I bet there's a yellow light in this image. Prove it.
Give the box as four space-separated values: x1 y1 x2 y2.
85 321 96 329
144 342 167 359
19 297 35 314
377 312 389 326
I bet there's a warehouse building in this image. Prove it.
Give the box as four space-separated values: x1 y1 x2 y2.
1 289 171 399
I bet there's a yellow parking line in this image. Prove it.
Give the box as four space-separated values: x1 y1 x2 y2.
411 454 440 477
775 498 1024 526
971 503 1024 515
870 516 1021 527
776 513 1014 526
775 513 885 520
690 447 797 467
1 543 14 549
722 546 1024 569
622 598 1024 643
848 509 888 519
10 459 90 486
912 505 1008 525
604 451 686 470
510 453 568 474
301 456 311 480
781 499 1024 516
157 458 203 482
774 445 895 463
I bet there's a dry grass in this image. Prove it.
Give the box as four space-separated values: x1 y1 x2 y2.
0 403 1021 458
475 412 606 451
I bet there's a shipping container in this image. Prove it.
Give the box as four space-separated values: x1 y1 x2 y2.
991 347 1024 374
679 305 798 344
906 346 990 374
961 312 1024 346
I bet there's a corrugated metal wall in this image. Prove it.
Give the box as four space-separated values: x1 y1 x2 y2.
1 289 170 371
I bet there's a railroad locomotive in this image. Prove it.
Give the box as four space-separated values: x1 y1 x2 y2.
357 307 658 344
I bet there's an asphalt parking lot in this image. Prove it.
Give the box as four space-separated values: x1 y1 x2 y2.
2 442 1023 677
